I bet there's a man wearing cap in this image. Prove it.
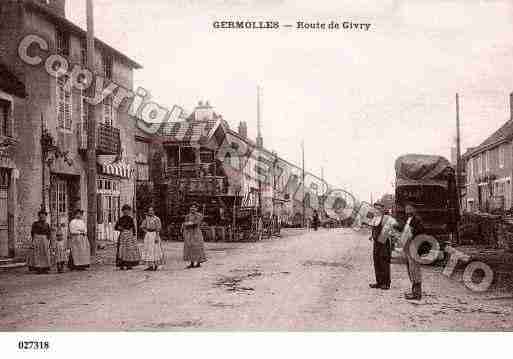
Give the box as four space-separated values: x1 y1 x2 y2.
369 202 396 290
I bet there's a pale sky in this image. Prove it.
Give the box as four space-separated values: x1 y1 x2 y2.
67 0 513 202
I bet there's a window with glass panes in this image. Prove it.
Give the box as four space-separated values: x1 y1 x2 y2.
97 177 121 225
0 99 11 137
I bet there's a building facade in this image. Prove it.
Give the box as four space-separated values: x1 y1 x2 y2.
0 0 141 258
462 94 513 213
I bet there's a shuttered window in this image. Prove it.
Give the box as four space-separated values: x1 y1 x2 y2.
56 29 70 57
103 96 115 126
57 77 72 130
0 99 11 137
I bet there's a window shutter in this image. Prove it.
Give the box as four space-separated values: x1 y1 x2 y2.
65 87 72 130
97 194 103 224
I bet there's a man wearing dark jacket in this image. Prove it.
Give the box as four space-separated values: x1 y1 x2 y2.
369 202 392 290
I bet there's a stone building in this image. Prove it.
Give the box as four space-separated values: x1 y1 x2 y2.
0 0 141 258
0 63 27 258
462 94 513 213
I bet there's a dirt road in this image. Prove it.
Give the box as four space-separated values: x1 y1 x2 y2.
1 228 512 331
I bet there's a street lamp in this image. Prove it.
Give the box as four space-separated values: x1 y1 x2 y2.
40 122 73 212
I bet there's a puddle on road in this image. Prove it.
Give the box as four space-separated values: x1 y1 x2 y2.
149 320 202 329
207 247 237 252
208 301 239 309
302 260 354 270
215 268 263 293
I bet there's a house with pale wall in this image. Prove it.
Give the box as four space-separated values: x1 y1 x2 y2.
462 94 513 213
0 0 141 258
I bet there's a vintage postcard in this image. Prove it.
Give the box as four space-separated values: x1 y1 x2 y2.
1 0 512 356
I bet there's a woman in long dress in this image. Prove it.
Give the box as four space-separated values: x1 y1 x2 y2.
141 207 163 271
182 203 206 268
68 209 91 271
115 204 140 270
30 209 52 274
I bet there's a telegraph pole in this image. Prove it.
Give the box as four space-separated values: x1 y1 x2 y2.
456 93 462 201
455 93 462 245
86 0 98 256
302 140 306 228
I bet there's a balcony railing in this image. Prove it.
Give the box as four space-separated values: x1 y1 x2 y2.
164 163 217 179
176 177 227 195
78 123 121 155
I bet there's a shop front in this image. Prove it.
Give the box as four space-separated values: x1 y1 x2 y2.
97 156 133 242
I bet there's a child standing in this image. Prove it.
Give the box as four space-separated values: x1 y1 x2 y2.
54 225 68 273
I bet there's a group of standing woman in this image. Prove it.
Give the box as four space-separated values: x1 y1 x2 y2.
29 209 91 274
27 203 207 274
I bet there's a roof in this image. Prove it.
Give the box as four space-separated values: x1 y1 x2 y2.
226 128 327 186
466 120 513 158
24 0 142 69
156 117 226 146
0 63 27 98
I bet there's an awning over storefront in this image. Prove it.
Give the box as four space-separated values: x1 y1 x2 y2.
97 155 133 179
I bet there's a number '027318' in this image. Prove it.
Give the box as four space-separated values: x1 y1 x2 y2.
18 341 50 350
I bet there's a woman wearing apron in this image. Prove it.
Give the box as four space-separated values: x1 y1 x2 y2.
68 209 91 271
115 204 141 270
182 203 207 269
141 207 163 271
30 209 52 274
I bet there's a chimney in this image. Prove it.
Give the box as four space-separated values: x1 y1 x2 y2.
238 121 247 138
40 0 66 17
194 100 213 122
256 86 263 148
510 92 513 121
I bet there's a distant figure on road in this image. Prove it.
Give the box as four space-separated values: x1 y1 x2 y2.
396 203 425 301
182 203 207 269
115 204 141 270
68 209 91 271
29 209 52 274
312 210 320 231
141 206 163 272
369 202 396 290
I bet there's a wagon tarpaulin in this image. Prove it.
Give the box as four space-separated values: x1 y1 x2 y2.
395 154 453 181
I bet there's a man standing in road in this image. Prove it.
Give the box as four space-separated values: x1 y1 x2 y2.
397 203 425 301
369 202 396 290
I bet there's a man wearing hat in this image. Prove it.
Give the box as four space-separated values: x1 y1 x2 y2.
369 201 396 290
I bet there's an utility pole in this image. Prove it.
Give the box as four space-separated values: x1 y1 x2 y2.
455 93 462 245
456 93 461 199
86 0 98 256
256 85 263 149
256 85 263 216
302 140 306 228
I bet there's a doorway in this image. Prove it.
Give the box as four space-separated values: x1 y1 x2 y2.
50 174 81 242
0 168 11 258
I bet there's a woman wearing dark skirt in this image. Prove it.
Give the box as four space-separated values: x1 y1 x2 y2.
115 205 141 270
182 203 207 268
30 209 52 274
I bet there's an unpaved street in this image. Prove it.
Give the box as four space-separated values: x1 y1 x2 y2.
1 228 513 331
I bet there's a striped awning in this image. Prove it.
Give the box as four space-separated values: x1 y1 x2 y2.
97 156 133 179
